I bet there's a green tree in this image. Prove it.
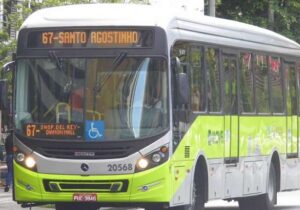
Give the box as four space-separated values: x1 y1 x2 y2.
2 0 300 72
0 0 126 72
217 0 300 43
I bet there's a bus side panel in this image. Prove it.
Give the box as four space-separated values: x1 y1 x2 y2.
239 116 285 196
130 163 171 202
239 116 286 157
170 116 224 205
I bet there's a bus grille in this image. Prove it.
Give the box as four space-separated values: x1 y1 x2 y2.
35 145 133 159
43 179 129 193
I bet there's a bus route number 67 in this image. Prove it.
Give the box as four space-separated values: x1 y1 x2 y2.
107 163 133 172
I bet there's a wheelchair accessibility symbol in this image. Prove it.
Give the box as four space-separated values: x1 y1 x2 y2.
85 121 104 141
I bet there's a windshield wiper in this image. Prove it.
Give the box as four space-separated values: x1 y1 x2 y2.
93 51 128 111
48 51 73 94
93 51 128 93
49 50 63 71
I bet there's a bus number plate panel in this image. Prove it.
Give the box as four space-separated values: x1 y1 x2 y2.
73 193 97 202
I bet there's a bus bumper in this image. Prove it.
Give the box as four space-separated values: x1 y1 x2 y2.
13 161 171 205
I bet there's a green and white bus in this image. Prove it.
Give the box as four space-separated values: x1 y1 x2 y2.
5 3 300 210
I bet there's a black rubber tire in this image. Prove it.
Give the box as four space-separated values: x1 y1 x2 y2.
256 163 277 210
238 163 277 210
174 173 205 210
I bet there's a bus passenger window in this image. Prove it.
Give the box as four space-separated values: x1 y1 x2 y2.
254 54 270 113
269 56 283 113
285 62 297 115
240 53 255 113
206 48 221 112
190 46 205 112
223 54 237 114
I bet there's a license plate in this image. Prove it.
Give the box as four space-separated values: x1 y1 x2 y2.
73 193 97 202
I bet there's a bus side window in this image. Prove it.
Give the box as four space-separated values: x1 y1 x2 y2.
189 46 205 112
222 53 238 114
205 48 221 112
269 56 283 113
254 54 270 113
240 53 255 113
285 62 297 116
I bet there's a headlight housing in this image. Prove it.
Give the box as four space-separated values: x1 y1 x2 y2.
135 145 169 172
14 146 37 172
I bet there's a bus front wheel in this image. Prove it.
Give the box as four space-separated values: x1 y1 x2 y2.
176 172 204 210
185 179 205 210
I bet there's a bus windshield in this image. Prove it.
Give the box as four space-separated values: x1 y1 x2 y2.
15 57 169 141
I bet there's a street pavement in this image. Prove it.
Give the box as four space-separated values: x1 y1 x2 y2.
1 185 300 210
0 186 50 210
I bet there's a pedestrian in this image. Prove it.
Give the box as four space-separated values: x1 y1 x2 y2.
4 131 13 192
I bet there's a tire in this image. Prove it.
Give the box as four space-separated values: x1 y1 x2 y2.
55 202 98 210
238 163 277 210
189 179 205 210
256 163 277 210
175 173 205 210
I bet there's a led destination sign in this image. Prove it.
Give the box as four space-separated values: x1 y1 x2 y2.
27 29 153 48
42 31 139 45
26 123 82 138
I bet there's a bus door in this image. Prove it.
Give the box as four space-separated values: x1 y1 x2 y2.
222 52 239 163
285 62 298 158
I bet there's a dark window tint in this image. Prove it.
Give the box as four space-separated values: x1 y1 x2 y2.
285 62 297 115
206 48 221 112
269 56 283 113
190 46 205 112
223 54 237 114
240 53 255 113
254 54 269 113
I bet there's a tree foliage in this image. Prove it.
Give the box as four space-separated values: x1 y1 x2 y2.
0 0 121 73
1 0 300 72
217 0 300 43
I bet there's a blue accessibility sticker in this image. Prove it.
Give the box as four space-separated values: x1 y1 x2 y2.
85 121 105 141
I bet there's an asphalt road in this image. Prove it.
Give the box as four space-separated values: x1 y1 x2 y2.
1 188 300 210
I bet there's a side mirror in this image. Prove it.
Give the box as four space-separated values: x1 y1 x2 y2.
3 61 15 73
171 57 181 71
176 72 190 106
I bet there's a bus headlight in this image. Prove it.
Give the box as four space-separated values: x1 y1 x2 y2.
135 145 169 172
151 153 162 163
16 152 25 162
25 156 36 169
137 158 149 169
14 147 37 172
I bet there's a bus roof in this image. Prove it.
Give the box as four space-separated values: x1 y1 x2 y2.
20 3 300 51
